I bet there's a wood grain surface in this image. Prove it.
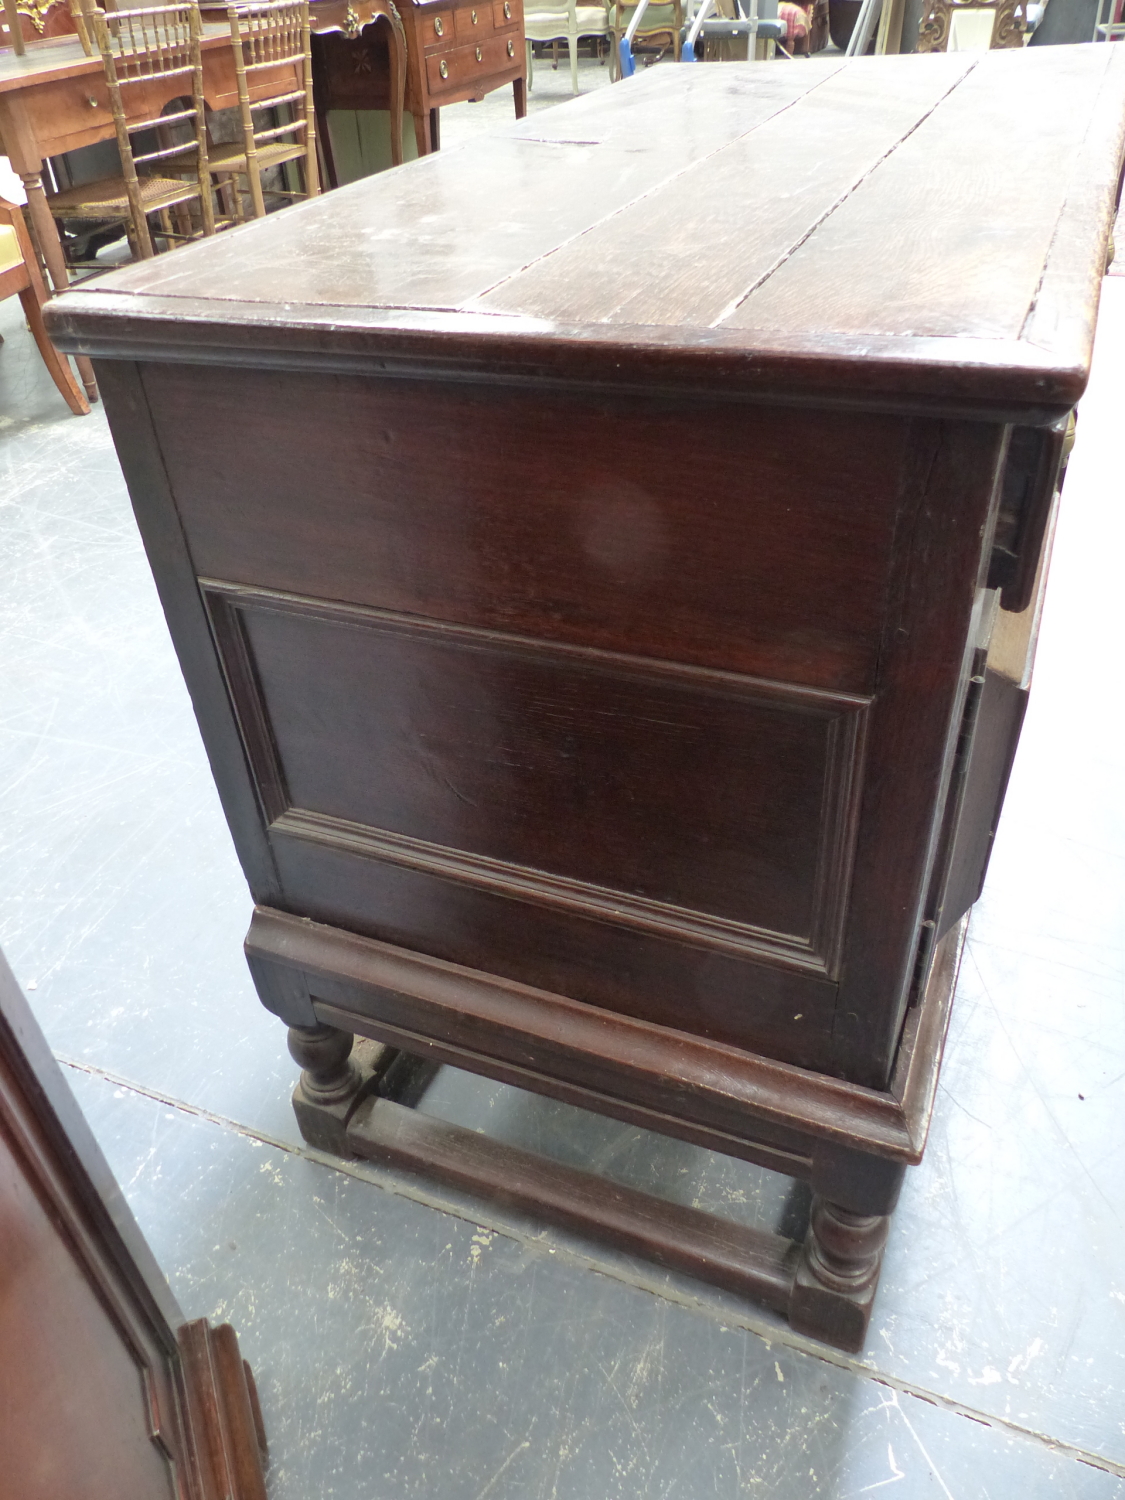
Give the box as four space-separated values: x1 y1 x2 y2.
47 48 1125 417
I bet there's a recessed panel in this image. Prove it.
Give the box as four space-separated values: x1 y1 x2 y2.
217 591 867 962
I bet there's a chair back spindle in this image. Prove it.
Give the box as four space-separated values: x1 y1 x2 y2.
90 1 215 254
228 0 318 220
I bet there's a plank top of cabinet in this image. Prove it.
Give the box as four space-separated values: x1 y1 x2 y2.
48 47 1125 418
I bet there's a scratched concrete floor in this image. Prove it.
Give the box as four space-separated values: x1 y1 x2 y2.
2 99 1125 1497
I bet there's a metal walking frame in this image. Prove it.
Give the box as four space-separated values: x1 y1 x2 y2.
618 0 783 74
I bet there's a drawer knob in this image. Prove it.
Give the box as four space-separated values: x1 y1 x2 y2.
506 36 514 52
471 7 477 19
434 15 443 33
475 44 482 57
86 95 99 108
504 1 510 14
439 57 448 74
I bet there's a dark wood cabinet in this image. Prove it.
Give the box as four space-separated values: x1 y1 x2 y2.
0 949 268 1500
47 47 1125 1351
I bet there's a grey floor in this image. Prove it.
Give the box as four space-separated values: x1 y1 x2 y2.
2 66 1125 1498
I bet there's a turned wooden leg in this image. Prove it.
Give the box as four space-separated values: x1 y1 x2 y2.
287 1022 399 1155
788 1194 890 1352
288 1022 361 1104
288 1022 364 1153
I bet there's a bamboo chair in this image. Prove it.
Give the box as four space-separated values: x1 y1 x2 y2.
175 0 319 222
0 198 89 415
45 2 216 262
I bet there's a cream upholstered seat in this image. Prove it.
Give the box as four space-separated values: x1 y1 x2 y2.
0 199 88 415
0 223 21 273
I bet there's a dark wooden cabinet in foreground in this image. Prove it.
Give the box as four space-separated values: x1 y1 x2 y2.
48 47 1125 1351
0 949 268 1500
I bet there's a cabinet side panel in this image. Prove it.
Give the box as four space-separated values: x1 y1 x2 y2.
833 420 1008 1088
141 366 910 697
95 360 281 904
0 1103 178 1500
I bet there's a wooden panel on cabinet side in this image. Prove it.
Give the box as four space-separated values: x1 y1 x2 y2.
0 946 268 1500
140 366 909 698
0 1088 180 1500
209 585 867 958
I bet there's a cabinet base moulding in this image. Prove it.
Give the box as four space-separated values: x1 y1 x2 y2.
271 910 967 1353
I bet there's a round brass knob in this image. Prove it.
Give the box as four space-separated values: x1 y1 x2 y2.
434 15 443 33
439 57 448 74
506 36 513 53
475 44 482 57
86 95 99 108
471 7 477 19
504 1 510 14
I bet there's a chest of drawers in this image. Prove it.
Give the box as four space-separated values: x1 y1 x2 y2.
48 47 1125 1350
401 0 525 152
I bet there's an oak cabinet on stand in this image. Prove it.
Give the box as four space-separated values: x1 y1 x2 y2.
48 47 1125 1351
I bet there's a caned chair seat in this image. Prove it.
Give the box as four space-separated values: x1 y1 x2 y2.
47 174 205 221
174 139 309 176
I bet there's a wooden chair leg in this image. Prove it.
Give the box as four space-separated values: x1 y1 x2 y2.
16 285 90 416
172 201 193 239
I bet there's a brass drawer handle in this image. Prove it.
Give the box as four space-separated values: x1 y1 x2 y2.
471 7 477 19
475 44 482 57
506 36 513 52
504 1 510 15
434 15 443 33
439 57 448 74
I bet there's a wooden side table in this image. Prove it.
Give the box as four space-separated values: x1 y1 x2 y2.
398 0 525 154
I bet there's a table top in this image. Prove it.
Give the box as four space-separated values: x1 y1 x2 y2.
47 47 1125 418
0 22 232 91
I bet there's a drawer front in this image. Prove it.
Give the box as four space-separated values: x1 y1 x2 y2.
426 32 519 91
454 2 493 40
492 0 519 27
421 6 455 49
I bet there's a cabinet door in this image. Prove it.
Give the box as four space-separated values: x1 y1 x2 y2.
0 950 268 1500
